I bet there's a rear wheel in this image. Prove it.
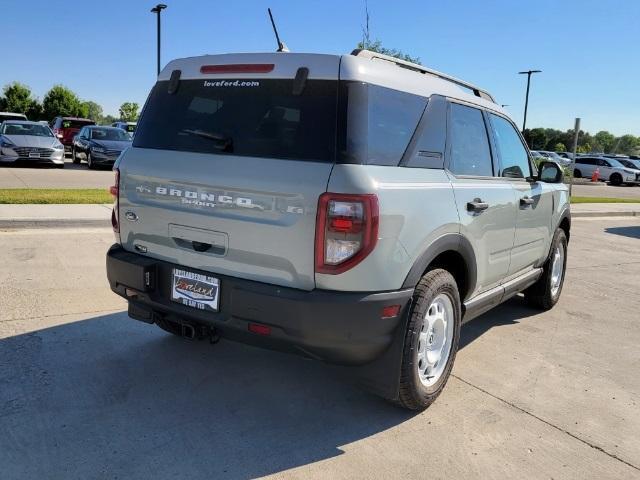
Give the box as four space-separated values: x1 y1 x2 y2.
397 268 461 411
573 169 582 178
525 228 568 310
610 173 622 186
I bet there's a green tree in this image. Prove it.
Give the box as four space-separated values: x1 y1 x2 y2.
614 135 639 155
356 39 420 64
102 114 118 125
554 142 566 152
118 102 139 122
82 101 103 122
526 128 547 150
0 82 41 118
42 85 84 120
593 130 615 153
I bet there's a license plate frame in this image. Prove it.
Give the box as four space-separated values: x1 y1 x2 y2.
28 152 40 158
170 268 220 312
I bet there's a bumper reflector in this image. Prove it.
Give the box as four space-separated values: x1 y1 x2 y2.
248 323 271 336
381 305 401 319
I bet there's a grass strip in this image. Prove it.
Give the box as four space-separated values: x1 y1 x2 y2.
0 188 112 204
571 196 640 204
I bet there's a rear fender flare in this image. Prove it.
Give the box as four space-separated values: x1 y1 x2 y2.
401 234 477 300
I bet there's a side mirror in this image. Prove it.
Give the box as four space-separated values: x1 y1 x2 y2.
538 161 564 183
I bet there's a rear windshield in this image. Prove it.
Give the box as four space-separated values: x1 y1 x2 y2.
134 79 338 162
62 119 94 129
90 128 131 141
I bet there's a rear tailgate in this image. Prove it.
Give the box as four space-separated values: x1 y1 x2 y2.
117 53 340 291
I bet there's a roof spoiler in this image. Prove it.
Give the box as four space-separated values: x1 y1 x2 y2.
351 49 496 103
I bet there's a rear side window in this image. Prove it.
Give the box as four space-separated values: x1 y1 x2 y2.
448 103 493 177
339 83 427 166
134 79 338 162
490 114 531 179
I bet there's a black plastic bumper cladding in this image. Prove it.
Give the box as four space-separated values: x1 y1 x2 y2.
106 245 413 399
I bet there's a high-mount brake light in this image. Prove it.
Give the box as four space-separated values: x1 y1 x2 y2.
200 64 275 74
315 193 379 275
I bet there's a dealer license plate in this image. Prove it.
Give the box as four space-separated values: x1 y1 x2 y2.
171 268 220 312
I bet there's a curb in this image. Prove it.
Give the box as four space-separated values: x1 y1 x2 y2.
572 211 640 218
0 218 110 229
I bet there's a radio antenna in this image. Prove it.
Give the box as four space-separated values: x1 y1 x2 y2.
268 8 289 52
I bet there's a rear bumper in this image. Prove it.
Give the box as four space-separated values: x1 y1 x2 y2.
106 244 413 366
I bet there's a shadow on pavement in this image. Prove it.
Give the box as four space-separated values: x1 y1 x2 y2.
0 296 539 479
0 312 412 479
605 225 640 240
459 296 538 350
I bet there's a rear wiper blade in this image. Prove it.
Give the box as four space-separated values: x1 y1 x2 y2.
181 129 233 151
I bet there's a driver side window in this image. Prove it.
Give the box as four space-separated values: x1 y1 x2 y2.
490 114 531 179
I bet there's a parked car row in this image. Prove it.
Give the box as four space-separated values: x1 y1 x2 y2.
573 156 640 185
0 115 135 169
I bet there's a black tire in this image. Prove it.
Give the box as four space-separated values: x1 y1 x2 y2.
524 228 568 310
610 173 622 186
72 147 80 164
87 151 95 169
397 268 461 411
55 163 64 169
573 169 582 178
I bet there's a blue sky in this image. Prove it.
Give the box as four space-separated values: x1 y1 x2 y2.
2 0 638 135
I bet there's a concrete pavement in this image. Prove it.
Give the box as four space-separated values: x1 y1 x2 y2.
0 157 112 189
0 219 639 479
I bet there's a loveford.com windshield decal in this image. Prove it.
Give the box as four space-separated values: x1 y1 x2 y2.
203 80 260 87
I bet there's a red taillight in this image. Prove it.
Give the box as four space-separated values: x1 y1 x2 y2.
200 64 275 74
110 168 120 235
315 193 379 275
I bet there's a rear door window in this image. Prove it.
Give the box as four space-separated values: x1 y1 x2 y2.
447 103 493 177
134 79 338 162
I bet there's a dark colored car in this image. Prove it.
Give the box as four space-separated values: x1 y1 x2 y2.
50 117 96 150
72 126 132 169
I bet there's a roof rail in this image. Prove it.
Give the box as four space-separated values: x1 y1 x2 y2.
351 49 496 103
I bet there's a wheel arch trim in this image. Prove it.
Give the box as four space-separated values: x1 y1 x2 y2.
401 233 477 300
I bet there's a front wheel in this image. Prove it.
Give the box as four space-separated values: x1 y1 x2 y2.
573 169 582 178
397 268 461 411
72 147 80 164
87 152 95 169
609 173 622 186
525 228 568 310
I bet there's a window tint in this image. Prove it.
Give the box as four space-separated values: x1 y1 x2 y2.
134 79 338 162
339 83 427 166
490 114 531 179
448 103 493 176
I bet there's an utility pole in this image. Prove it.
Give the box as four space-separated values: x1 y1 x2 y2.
569 118 580 197
518 70 541 132
150 4 167 76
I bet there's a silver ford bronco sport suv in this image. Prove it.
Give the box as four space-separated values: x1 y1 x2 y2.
106 49 570 410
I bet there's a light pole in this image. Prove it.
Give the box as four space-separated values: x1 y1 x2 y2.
150 4 167 76
518 69 541 132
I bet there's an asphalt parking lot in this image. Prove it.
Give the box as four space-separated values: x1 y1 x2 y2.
0 218 639 479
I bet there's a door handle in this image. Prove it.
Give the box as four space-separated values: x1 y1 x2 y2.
520 196 534 206
467 198 489 213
